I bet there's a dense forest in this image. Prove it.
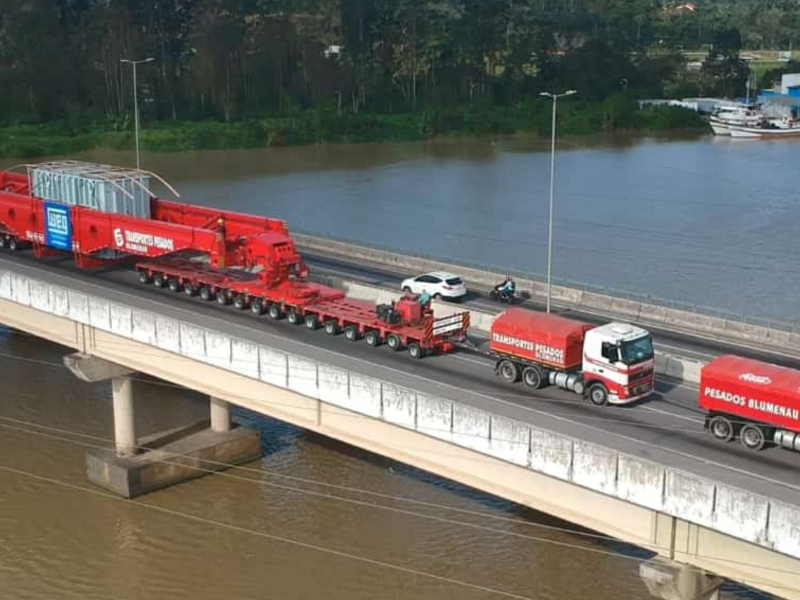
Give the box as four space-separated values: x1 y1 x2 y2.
1 0 799 151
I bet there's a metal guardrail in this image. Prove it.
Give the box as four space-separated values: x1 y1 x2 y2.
295 229 800 334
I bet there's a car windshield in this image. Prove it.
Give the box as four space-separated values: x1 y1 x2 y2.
446 277 462 285
620 336 654 365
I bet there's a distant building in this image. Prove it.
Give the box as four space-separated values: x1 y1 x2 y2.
758 73 800 117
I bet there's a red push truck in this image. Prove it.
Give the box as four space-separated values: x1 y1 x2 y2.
701 355 800 451
488 309 656 405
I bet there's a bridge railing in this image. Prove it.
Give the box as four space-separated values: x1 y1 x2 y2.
1 265 799 561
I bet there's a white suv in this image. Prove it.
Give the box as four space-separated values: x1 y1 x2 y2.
401 272 467 301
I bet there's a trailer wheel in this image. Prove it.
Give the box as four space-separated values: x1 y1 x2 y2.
709 415 734 443
324 320 340 335
199 287 213 301
153 274 166 288
588 383 609 407
305 314 319 330
8 237 18 252
138 271 152 284
184 285 197 297
344 325 359 341
365 331 381 347
0 236 6 249
740 424 767 451
287 310 301 325
408 343 424 359
250 299 264 315
386 334 402 351
233 295 247 310
268 304 283 320
522 366 544 389
216 290 229 305
497 360 519 383
168 279 181 293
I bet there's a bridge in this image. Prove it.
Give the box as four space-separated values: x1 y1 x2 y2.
0 242 799 600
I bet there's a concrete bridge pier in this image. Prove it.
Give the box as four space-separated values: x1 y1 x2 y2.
63 353 262 498
640 558 724 600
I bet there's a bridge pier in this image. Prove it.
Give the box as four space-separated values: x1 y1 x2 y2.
640 557 724 600
63 353 262 498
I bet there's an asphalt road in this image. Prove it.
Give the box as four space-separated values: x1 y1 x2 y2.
301 248 800 370
1 250 799 508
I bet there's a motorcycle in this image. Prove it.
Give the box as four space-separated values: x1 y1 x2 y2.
490 281 516 303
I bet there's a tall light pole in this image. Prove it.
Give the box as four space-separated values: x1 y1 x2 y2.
120 57 154 170
539 89 577 314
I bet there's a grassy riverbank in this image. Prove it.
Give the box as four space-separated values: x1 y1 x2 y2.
0 100 707 159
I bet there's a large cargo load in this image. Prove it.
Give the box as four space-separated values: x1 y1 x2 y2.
700 355 800 451
490 308 593 370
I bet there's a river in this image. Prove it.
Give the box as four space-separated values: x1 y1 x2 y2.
13 131 799 322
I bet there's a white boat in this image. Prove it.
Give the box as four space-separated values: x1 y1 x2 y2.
708 106 765 136
728 117 800 139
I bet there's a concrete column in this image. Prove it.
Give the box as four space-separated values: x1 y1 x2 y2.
112 377 138 458
640 558 723 600
210 396 231 433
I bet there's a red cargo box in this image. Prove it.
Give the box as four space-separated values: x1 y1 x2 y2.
490 308 593 370
700 355 800 433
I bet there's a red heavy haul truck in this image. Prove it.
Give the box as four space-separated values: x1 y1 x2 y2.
700 355 800 451
0 161 469 359
488 308 656 405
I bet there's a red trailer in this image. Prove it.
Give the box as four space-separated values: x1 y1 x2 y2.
701 355 800 451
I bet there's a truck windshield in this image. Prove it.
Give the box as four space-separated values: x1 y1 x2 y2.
620 336 654 365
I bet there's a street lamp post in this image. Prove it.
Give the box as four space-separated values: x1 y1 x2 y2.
120 57 154 170
539 90 577 314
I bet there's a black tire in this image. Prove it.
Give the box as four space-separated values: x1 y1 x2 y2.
709 415 734 443
433 293 443 300
287 310 301 325
344 325 359 341
153 274 165 288
324 320 340 335
489 290 498 301
522 366 543 389
408 343 424 359
250 299 264 315
233 295 247 310
199 287 213 301
138 271 151 284
8 237 18 252
268 304 283 320
402 286 412 293
498 360 519 383
0 236 7 249
365 331 381 347
387 334 402 350
184 285 197 297
588 383 609 406
168 279 181 293
305 314 318 329
216 291 229 305
740 423 766 451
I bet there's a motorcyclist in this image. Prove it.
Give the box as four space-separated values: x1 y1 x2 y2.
495 276 515 301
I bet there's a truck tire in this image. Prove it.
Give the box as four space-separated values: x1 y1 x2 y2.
268 304 283 320
287 310 301 325
497 360 519 383
8 237 18 252
138 271 152 284
522 366 543 389
153 274 165 288
168 278 181 293
250 299 263 315
708 415 734 442
344 325 359 341
216 290 229 305
408 343 424 359
184 285 198 297
365 331 381 347
588 383 609 406
387 334 402 351
199 287 213 301
324 320 339 335
740 424 766 451
305 314 318 330
0 236 7 249
233 295 247 310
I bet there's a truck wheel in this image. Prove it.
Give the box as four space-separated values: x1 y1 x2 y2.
287 310 301 325
387 334 402 351
250 299 263 315
305 314 318 329
8 237 18 252
740 424 766 451
324 320 340 335
588 384 609 406
344 325 359 341
216 291 229 305
184 285 198 297
709 415 734 442
522 366 543 389
497 360 519 383
365 331 381 347
199 287 213 301
153 274 165 288
408 343 424 359
268 304 283 320
0 236 7 249
168 279 181 293
233 295 247 310
138 271 152 284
